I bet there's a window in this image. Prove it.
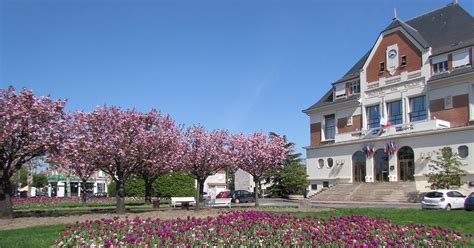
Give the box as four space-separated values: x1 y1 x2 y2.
334 83 346 99
327 158 333 168
432 61 448 74
458 145 469 159
452 50 470 69
401 55 407 67
387 100 402 125
324 115 335 140
318 159 324 168
425 191 443 198
445 96 453 109
409 96 427 122
380 62 385 72
97 183 105 193
349 81 360 95
323 182 329 188
366 105 380 128
311 184 318 190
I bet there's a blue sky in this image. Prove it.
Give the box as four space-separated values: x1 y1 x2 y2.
1 0 473 155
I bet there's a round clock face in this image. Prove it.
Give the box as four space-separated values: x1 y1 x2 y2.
388 49 397 59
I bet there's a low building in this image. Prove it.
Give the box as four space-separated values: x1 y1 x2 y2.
234 168 272 196
202 170 227 195
47 170 109 197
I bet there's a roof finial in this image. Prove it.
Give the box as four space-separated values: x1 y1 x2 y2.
392 8 397 20
453 0 458 4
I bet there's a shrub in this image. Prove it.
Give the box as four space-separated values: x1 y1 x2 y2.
154 172 195 197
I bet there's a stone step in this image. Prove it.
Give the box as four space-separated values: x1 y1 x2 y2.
310 182 420 202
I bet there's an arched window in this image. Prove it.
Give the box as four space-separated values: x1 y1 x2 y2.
458 145 469 159
318 159 324 169
327 158 334 168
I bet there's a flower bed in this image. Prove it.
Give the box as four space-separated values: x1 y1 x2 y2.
56 210 471 247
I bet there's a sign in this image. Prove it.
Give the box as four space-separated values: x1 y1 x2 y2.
386 44 399 76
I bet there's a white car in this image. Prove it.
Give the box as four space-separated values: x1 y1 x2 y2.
421 190 467 210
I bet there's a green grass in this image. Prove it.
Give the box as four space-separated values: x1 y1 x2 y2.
0 225 65 248
0 208 472 248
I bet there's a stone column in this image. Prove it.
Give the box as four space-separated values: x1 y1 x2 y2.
365 156 374 182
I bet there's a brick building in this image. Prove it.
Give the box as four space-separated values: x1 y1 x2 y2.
303 3 474 196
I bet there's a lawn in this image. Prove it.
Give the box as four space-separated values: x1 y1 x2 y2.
0 208 472 248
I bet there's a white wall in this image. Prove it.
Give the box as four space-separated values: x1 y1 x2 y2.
306 128 474 193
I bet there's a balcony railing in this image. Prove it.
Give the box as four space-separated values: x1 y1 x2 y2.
334 119 450 143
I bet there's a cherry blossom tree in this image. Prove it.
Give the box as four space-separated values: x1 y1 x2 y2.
0 87 66 218
135 111 184 204
182 125 230 208
62 106 160 214
48 111 99 204
230 132 288 206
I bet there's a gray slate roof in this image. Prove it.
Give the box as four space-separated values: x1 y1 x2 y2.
304 3 474 113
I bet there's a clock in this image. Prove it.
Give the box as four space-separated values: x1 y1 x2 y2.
388 49 397 59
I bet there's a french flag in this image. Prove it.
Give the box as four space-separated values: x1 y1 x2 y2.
379 112 391 127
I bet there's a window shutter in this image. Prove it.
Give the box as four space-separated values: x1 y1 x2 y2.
335 83 346 98
452 50 469 68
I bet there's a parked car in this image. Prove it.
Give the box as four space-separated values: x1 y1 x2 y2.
93 192 108 197
216 191 232 199
464 192 474 211
230 190 255 204
421 190 466 210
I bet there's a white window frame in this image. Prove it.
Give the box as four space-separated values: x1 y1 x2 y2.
470 84 474 121
349 81 360 95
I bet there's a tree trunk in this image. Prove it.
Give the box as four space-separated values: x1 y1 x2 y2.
66 176 71 197
0 176 14 219
144 176 155 204
254 177 260 207
80 179 87 204
27 169 33 198
195 178 205 209
116 180 126 214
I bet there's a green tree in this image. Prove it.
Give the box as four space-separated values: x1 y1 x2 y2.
265 162 308 198
425 147 467 190
107 177 146 197
154 172 195 198
32 174 48 188
263 132 308 198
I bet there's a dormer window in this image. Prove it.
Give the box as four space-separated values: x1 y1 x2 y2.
379 62 385 73
334 83 346 99
452 49 470 69
431 55 448 75
432 61 448 74
349 81 360 95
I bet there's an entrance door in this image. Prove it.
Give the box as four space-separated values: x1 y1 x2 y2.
352 151 366 182
50 182 57 197
399 160 414 181
374 149 389 182
397 146 415 181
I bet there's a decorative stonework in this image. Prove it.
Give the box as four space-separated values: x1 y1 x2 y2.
365 76 424 98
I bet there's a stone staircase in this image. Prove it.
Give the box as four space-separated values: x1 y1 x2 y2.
310 181 421 203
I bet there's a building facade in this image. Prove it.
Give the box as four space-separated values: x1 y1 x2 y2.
47 170 109 197
303 3 474 195
202 169 227 195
